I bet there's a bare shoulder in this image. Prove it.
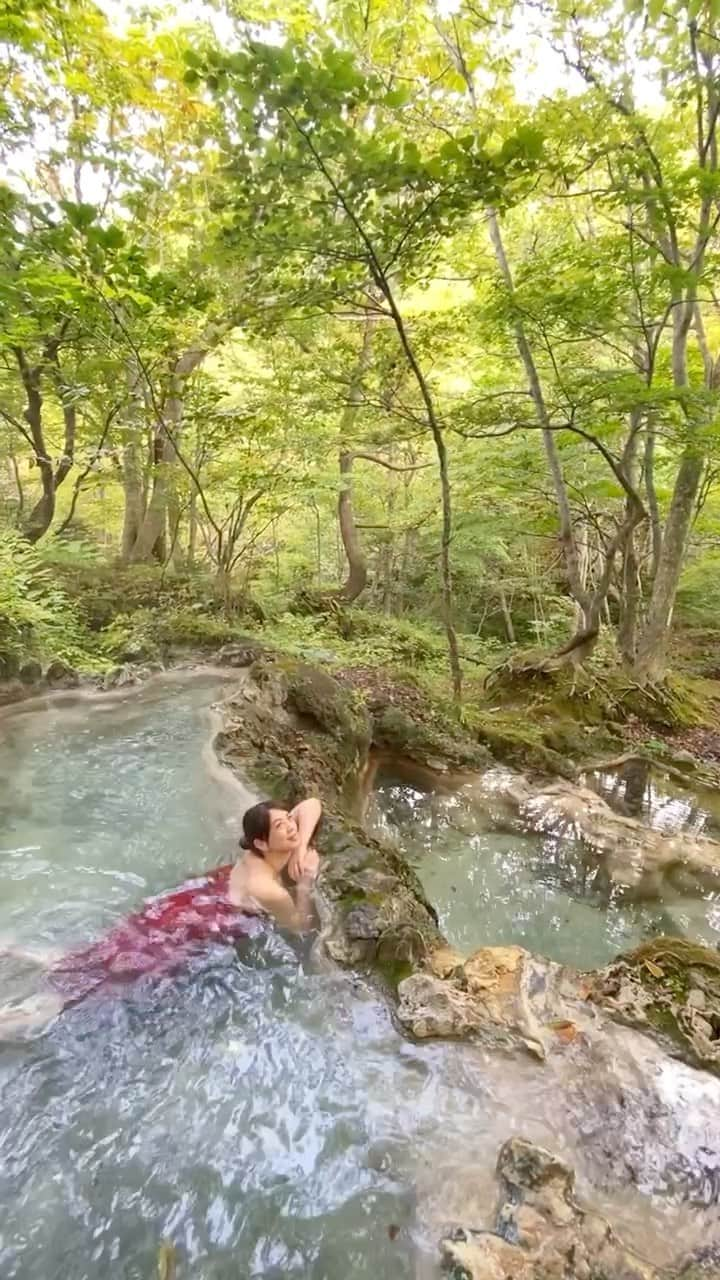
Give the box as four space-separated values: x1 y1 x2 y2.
228 855 272 908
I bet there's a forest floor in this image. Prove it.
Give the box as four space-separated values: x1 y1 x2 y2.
5 563 720 785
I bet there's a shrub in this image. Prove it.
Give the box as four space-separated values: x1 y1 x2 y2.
0 528 102 673
99 606 239 662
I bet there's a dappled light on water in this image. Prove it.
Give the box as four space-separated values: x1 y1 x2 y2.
0 681 718 1277
367 771 720 967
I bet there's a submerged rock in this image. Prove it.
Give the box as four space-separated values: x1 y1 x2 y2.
398 942 720 1203
474 771 720 898
441 1138 720 1280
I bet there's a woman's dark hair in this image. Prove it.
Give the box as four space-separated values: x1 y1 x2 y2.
240 800 275 854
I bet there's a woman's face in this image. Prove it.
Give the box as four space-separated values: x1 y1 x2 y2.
263 809 300 857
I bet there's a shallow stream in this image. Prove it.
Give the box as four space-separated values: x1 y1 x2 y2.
1 675 718 1278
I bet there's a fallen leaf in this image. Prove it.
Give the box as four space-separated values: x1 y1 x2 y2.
644 960 665 979
548 1019 578 1044
158 1242 177 1280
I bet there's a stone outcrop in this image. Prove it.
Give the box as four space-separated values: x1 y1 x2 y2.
591 936 720 1076
214 654 444 976
397 943 583 1058
398 940 720 1202
334 665 493 772
441 1138 720 1280
214 654 720 1229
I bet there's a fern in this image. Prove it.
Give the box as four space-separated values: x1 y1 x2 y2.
0 528 105 673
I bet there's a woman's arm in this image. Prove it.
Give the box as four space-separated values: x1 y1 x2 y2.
288 797 322 882
259 862 318 932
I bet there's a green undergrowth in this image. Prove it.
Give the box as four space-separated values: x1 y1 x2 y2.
254 607 502 678
0 530 107 675
98 606 240 664
3 543 718 780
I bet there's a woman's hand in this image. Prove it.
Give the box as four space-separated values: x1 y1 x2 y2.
288 844 320 883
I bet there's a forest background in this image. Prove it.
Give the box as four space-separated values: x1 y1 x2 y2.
2 0 720 727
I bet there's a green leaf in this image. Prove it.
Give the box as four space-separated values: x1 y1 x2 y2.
59 200 98 230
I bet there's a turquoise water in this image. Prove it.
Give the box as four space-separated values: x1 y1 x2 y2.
0 676 524 1280
367 772 720 969
0 676 717 1278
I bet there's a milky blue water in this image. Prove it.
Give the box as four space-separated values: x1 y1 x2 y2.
367 771 720 969
0 675 716 1279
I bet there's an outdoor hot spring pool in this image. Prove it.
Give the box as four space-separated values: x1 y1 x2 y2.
0 673 718 1279
366 767 720 969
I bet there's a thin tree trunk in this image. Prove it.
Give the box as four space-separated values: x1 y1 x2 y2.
188 488 198 569
643 424 662 583
167 482 184 570
368 280 462 699
310 501 322 587
499 586 515 643
633 451 705 679
334 315 375 602
9 454 24 516
337 450 367 600
487 212 589 627
618 411 644 663
289 121 461 696
128 344 206 564
120 360 147 563
127 335 213 565
13 349 55 543
129 427 172 564
121 439 144 562
634 309 713 679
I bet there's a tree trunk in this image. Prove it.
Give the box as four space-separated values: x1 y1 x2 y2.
121 438 144 563
498 586 515 643
128 336 215 564
643 424 662 584
167 481 184 570
617 413 644 664
8 454 24 516
337 449 367 600
11 347 54 542
634 306 712 679
128 425 173 563
369 276 462 699
333 316 375 601
633 450 705 679
487 212 589 625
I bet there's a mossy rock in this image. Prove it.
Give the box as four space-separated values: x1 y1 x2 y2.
474 716 574 778
214 655 444 984
318 815 443 982
373 704 491 772
286 662 371 764
217 656 368 807
594 936 720 1075
619 675 707 731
